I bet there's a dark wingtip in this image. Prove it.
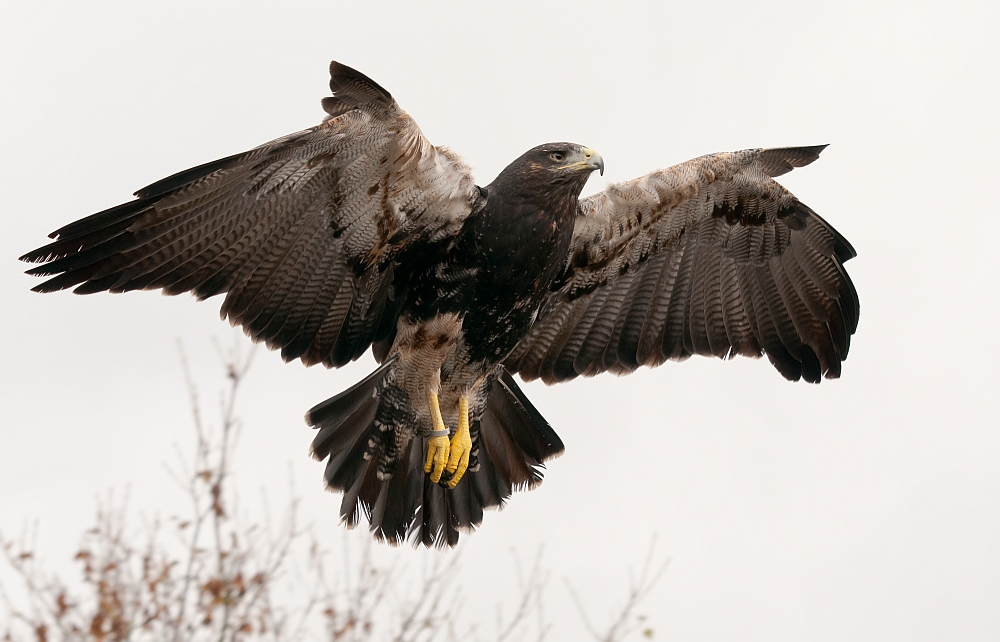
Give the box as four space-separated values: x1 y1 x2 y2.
328 60 392 105
758 144 830 177
133 153 244 199
19 249 43 264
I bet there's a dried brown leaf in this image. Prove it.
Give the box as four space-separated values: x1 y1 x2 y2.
55 592 70 618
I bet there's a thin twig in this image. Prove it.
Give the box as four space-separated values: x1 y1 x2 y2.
565 536 669 642
495 547 547 642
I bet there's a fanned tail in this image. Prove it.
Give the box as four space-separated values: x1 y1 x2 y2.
307 365 563 547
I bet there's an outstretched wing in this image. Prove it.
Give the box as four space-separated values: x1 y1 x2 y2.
21 62 478 368
505 146 859 384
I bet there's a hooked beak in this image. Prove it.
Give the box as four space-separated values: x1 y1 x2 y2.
581 147 604 176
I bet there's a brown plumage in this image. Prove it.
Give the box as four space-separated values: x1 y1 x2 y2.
23 62 477 369
505 146 858 384
20 61 859 547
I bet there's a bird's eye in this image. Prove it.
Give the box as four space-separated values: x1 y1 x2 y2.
549 152 565 162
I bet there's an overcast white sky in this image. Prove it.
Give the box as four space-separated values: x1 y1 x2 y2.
2 1 998 639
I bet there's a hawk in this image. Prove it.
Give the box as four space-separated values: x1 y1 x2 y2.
21 62 859 547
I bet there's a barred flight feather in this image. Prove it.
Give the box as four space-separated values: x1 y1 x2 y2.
508 145 858 384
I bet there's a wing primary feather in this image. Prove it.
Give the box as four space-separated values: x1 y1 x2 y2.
538 299 590 382
700 244 729 358
617 250 670 369
115 200 255 293
281 263 349 363
239 208 326 332
747 264 801 381
221 196 318 323
585 256 652 376
20 202 151 265
660 240 698 362
263 243 339 349
550 293 607 381
133 152 247 200
306 278 356 367
718 256 751 357
514 301 577 381
768 260 826 381
772 250 837 379
579 268 635 375
756 261 804 360
37 198 155 246
128 174 287 294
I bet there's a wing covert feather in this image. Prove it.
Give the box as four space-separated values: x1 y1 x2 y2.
506 146 859 383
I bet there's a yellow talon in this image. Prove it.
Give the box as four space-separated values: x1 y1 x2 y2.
424 392 450 483
444 397 472 488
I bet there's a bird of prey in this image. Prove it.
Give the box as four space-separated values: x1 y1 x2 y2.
21 61 859 547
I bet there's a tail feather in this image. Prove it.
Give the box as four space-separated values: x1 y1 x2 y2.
307 359 394 454
370 441 421 544
339 455 375 528
478 410 534 491
495 370 564 463
468 445 507 509
477 372 564 491
306 365 564 547
416 477 452 547
322 414 375 492
305 362 390 529
447 470 485 535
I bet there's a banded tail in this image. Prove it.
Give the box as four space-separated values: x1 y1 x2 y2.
306 363 564 547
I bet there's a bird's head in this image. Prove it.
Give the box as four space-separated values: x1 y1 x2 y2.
491 143 604 199
525 142 604 178
538 143 604 175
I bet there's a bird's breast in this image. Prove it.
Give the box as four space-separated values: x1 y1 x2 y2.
454 199 577 363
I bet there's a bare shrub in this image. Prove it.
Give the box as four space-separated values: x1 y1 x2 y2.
1 337 664 641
